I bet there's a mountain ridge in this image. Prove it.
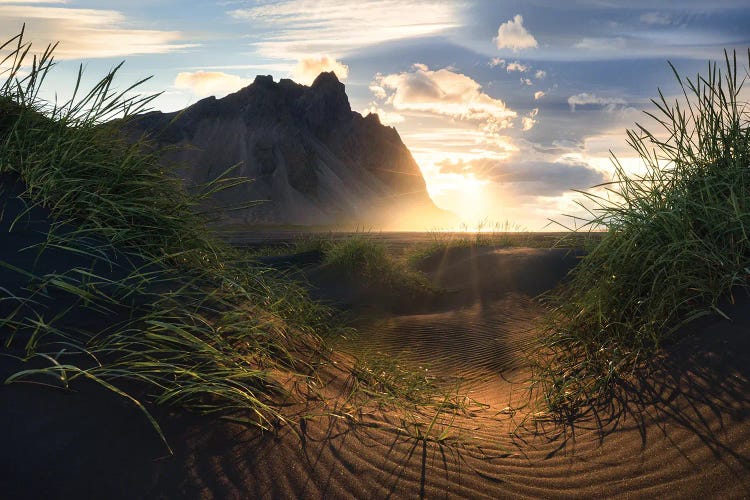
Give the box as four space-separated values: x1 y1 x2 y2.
128 72 454 229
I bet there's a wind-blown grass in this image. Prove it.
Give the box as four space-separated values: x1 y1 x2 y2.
534 50 750 418
0 27 333 451
322 234 434 293
345 352 481 444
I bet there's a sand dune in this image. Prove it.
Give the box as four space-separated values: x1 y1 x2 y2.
3 245 750 498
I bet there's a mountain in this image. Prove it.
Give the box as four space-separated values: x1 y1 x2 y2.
128 72 454 229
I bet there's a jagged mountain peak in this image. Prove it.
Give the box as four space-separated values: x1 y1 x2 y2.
310 70 342 89
128 74 454 229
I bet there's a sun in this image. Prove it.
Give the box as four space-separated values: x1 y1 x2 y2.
417 157 494 228
456 173 486 212
438 173 490 226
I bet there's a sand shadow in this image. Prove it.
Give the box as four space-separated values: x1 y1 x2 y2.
524 295 750 487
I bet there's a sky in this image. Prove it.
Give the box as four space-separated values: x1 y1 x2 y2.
2 0 749 230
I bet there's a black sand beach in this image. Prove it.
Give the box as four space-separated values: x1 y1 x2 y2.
3 209 750 497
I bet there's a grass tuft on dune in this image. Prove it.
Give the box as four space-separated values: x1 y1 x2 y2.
0 27 334 451
322 235 433 293
535 50 750 418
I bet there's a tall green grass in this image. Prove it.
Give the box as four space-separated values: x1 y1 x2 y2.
535 50 750 417
322 234 434 293
0 27 332 450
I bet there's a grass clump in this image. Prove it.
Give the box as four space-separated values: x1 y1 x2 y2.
431 220 522 246
323 235 433 293
407 220 534 267
406 230 602 271
0 28 332 449
345 352 478 443
348 353 441 407
535 50 750 417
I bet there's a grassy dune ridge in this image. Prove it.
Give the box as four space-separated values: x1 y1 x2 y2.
535 50 750 417
0 28 338 449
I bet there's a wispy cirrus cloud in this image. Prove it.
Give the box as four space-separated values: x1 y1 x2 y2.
0 3 195 59
0 0 67 3
406 126 518 163
436 157 605 197
181 63 294 73
574 36 627 51
640 11 672 25
568 92 627 111
228 0 462 59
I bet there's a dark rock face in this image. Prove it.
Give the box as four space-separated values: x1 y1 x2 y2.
128 72 453 228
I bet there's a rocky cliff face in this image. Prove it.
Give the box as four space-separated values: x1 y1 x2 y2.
129 72 453 228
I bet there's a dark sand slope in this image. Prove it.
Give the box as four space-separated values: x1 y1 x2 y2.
0 173 157 332
3 199 750 499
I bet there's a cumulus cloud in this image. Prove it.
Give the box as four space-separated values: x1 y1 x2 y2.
489 57 506 68
369 84 387 99
374 63 517 126
0 4 194 59
229 0 460 59
534 90 546 100
520 77 533 86
493 15 538 51
568 92 627 111
534 69 546 79
292 55 349 85
174 71 249 97
506 61 528 72
437 158 605 196
640 12 671 25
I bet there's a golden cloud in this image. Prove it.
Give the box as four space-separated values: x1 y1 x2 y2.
0 4 194 59
292 55 349 85
374 64 517 126
174 71 249 97
362 105 404 126
522 108 539 131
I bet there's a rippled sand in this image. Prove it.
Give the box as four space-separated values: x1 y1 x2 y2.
3 246 750 498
